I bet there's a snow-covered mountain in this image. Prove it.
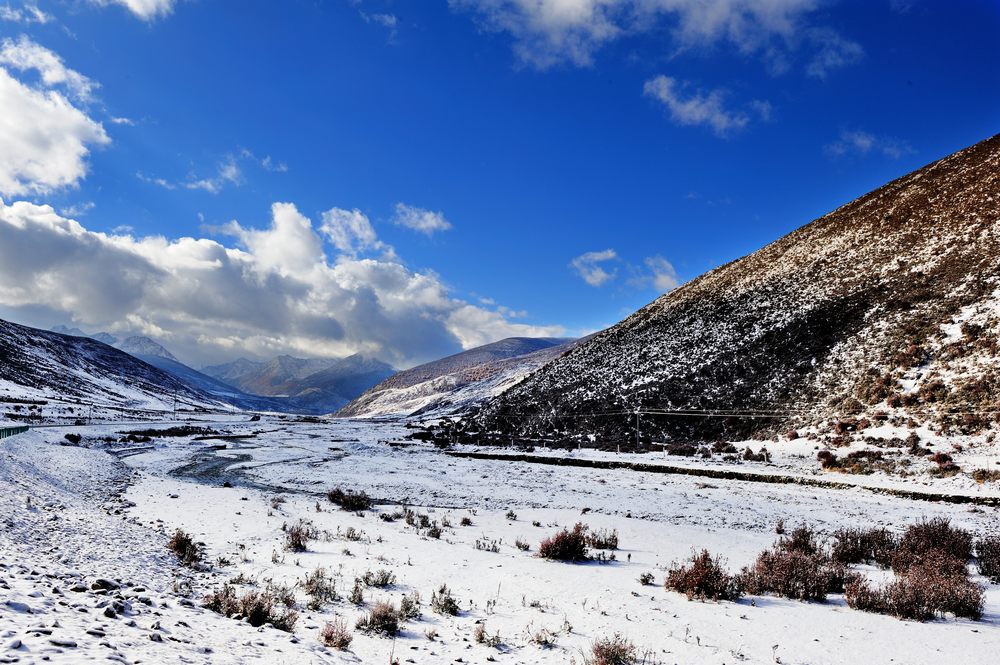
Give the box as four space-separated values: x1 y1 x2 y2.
338 337 578 418
466 134 1000 445
203 354 395 413
1 318 217 412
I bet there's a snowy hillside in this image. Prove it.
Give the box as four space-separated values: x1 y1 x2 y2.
338 337 578 418
468 134 1000 448
0 318 219 416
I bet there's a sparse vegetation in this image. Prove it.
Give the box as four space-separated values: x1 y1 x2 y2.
586 528 619 550
284 519 318 552
360 568 396 588
832 527 898 567
303 566 339 609
202 584 298 631
976 534 1000 582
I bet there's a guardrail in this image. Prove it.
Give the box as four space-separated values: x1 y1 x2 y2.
0 425 30 439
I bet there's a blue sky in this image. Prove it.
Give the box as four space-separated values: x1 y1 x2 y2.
0 0 998 367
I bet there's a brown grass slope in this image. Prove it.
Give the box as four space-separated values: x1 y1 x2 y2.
468 134 1000 444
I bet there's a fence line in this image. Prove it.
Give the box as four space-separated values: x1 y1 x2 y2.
0 425 30 439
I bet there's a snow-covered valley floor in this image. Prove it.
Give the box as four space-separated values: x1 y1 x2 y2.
2 416 998 664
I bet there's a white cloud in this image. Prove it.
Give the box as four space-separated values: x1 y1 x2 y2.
570 248 618 286
453 0 862 75
92 0 175 21
0 3 51 24
643 75 749 136
644 255 679 292
0 198 563 367
0 52 109 197
0 35 95 101
824 129 913 160
320 207 384 255
392 203 453 235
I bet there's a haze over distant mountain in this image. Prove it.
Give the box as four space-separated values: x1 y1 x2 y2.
467 134 1000 445
339 337 578 418
203 354 395 414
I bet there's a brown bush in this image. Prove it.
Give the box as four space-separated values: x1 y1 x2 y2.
202 585 298 631
890 518 972 573
167 528 202 567
832 527 898 567
846 557 984 621
975 534 1000 582
664 550 742 601
327 487 373 511
586 528 619 550
284 519 318 552
356 600 399 636
430 584 460 615
585 634 636 665
740 548 847 601
320 618 352 649
538 523 589 561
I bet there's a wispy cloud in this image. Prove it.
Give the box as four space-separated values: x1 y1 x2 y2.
0 35 96 102
643 75 753 137
138 150 287 195
824 129 914 160
452 0 862 77
0 3 51 24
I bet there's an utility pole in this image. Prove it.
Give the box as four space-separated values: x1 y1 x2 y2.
635 409 640 448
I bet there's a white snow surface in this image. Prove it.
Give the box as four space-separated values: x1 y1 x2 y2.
2 416 999 665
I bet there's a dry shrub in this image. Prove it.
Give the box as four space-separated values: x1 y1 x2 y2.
846 555 984 621
431 584 460 615
320 618 352 650
202 584 298 631
977 534 1000 582
585 634 636 665
741 531 847 602
586 528 619 550
355 600 399 636
167 529 202 567
890 518 972 573
327 487 373 511
971 468 1000 483
284 519 318 552
303 567 339 608
664 550 742 601
360 569 396 588
538 523 589 561
832 527 898 567
398 591 421 620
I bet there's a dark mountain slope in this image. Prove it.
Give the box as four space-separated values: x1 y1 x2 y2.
0 318 216 410
467 134 1000 444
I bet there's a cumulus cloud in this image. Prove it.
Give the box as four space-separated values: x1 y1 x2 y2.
0 198 563 367
0 41 109 198
452 0 862 75
91 0 175 21
643 75 749 136
570 248 618 286
824 129 913 160
392 203 453 235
